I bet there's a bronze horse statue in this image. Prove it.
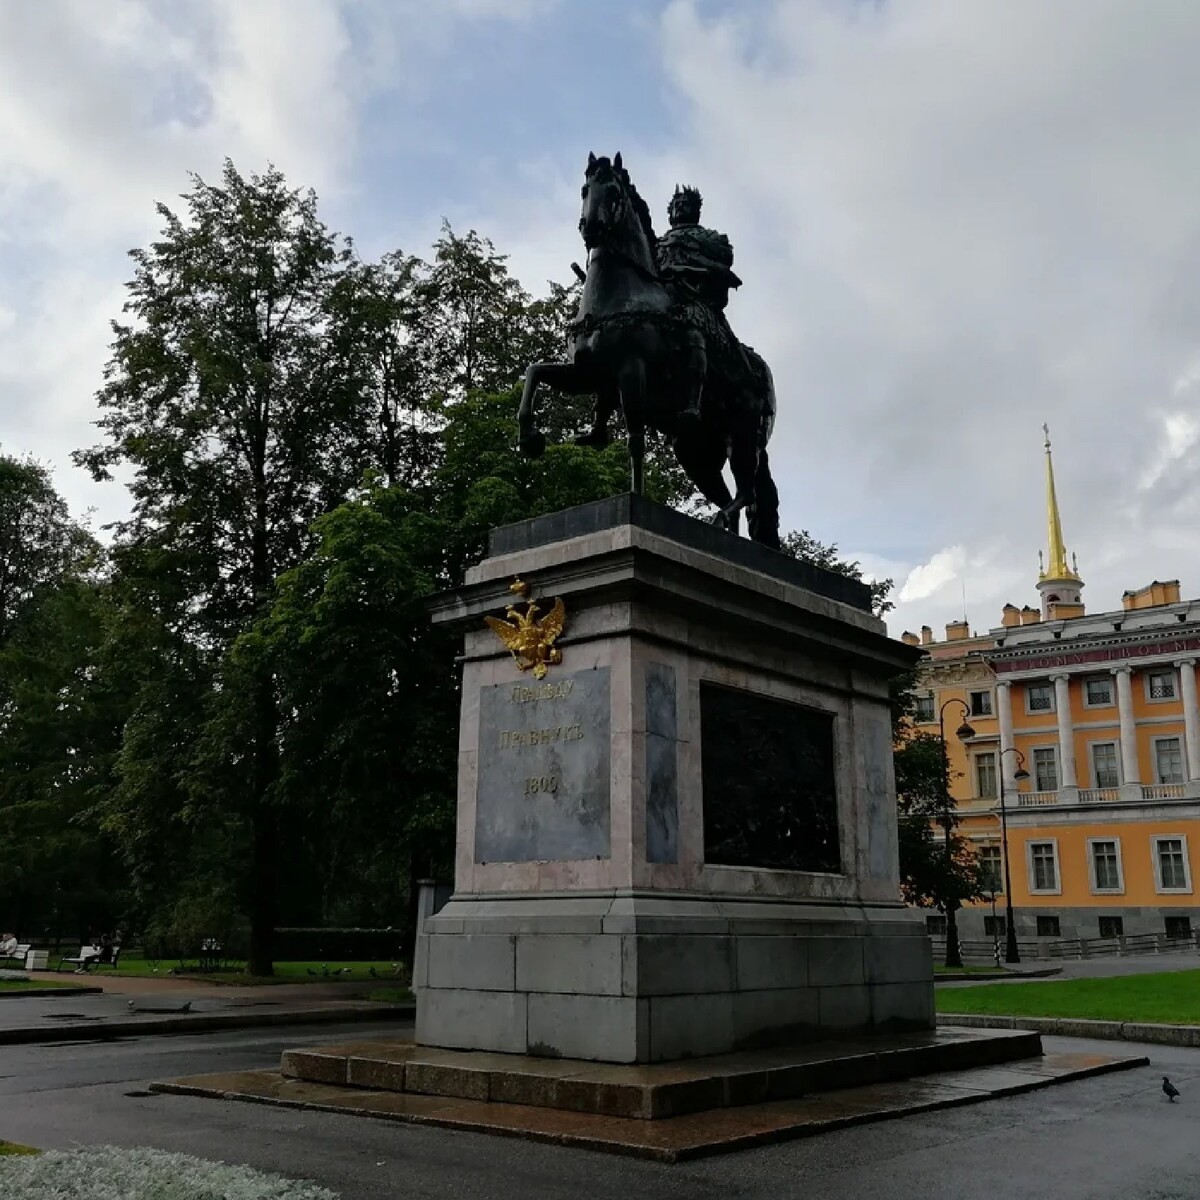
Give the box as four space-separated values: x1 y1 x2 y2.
517 152 780 548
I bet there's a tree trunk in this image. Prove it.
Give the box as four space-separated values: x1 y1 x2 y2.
247 670 279 976
247 804 277 976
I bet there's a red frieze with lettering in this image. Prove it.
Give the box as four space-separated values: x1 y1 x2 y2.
988 635 1200 674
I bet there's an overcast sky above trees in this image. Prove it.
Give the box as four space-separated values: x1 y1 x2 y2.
3 0 1199 637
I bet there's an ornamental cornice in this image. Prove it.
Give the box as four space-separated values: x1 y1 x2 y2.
919 660 995 686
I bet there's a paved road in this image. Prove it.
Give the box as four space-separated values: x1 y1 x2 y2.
942 952 1200 987
0 1023 1195 1199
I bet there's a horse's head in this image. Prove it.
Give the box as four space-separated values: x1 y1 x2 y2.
580 151 655 256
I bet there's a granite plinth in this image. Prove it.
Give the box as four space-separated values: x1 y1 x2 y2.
420 501 926 1061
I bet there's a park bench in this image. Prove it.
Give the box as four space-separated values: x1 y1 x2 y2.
0 942 31 967
198 938 224 972
57 944 123 973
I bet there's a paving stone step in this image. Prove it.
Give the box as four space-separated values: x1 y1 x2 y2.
280 1026 1042 1119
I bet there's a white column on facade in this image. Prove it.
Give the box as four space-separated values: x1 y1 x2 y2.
1051 673 1077 793
1113 666 1141 788
1177 658 1200 782
997 680 1016 792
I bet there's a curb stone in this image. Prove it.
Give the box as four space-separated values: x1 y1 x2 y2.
937 1013 1200 1047
0 1002 414 1046
0 986 104 999
934 969 1062 984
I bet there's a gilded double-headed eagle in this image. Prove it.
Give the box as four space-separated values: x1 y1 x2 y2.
484 578 566 679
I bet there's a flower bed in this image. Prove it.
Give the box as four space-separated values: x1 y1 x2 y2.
0 1146 337 1199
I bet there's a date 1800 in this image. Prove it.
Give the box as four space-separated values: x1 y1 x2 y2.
524 775 558 795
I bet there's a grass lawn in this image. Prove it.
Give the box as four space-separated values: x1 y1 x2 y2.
69 951 407 985
937 967 1200 1024
0 978 90 993
0 1141 38 1155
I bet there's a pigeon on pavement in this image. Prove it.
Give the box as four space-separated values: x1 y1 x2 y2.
1163 1076 1180 1102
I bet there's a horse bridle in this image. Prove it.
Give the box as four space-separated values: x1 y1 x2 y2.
579 177 663 285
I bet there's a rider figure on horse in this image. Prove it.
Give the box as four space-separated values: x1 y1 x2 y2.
656 184 747 424
575 181 757 445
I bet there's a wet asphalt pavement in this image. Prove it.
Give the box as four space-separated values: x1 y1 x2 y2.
0 1022 1196 1199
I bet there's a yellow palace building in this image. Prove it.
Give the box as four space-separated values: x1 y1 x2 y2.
904 431 1200 947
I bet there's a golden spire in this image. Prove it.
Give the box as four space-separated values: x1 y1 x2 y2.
1040 424 1078 580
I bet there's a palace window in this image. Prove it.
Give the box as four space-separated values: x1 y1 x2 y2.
976 752 998 799
984 915 1006 937
914 695 935 723
1165 916 1192 940
977 844 1002 892
1147 669 1177 701
1089 839 1122 892
969 690 993 717
1037 916 1061 938
1155 738 1184 785
1026 683 1054 713
1033 747 1058 792
1098 916 1124 939
926 915 947 936
1154 836 1191 893
1028 841 1059 892
1091 743 1120 789
1084 677 1113 707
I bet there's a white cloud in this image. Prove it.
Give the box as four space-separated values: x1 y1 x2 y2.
7 0 1200 650
897 546 965 605
0 0 555 528
636 0 1200 635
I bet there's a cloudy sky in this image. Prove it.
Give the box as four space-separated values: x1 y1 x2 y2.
3 0 1200 638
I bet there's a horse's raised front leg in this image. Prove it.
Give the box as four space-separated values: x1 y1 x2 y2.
618 358 647 494
518 361 579 458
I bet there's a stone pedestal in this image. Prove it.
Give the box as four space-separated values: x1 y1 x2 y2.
416 495 930 1063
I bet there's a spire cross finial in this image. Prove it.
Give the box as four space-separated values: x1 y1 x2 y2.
1043 422 1051 449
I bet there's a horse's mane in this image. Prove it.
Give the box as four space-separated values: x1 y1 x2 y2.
588 156 657 252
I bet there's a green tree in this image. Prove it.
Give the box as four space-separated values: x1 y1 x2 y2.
893 727 988 965
0 455 94 642
0 457 126 941
779 529 893 617
75 161 376 974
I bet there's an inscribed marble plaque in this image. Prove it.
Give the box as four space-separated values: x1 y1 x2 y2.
475 666 611 863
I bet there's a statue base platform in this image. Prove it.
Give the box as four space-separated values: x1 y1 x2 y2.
418 495 929 1063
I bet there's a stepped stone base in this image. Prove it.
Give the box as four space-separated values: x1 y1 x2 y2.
279 1026 1040 1119
155 1027 1150 1161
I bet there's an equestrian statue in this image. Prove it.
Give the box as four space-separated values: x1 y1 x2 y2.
517 151 780 548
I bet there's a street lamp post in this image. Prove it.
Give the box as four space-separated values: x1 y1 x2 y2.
985 887 1001 967
998 747 1031 964
939 698 976 969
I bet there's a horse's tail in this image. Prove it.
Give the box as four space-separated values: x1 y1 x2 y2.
757 358 776 449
